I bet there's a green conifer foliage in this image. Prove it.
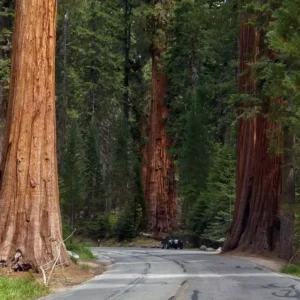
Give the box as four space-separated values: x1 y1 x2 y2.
188 144 236 238
85 116 103 219
0 0 14 151
0 0 13 88
267 0 300 257
179 90 212 225
61 113 85 228
109 114 130 211
54 0 150 239
268 0 300 106
166 0 238 233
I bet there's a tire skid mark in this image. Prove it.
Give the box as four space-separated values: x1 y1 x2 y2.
168 280 189 300
141 251 191 299
181 280 188 286
262 283 300 299
101 250 189 300
147 252 187 274
104 254 151 300
130 251 190 299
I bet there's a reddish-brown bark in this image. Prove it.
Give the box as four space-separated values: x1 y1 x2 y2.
142 0 177 233
141 118 148 191
223 16 282 253
143 48 177 232
0 0 69 269
0 82 7 160
238 110 282 251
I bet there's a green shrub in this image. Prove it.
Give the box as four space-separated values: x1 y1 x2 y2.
0 276 49 300
115 208 138 241
293 261 300 267
62 222 73 239
281 264 300 277
66 243 95 260
87 214 117 239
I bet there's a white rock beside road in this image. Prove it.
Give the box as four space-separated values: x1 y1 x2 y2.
67 250 80 260
199 245 222 252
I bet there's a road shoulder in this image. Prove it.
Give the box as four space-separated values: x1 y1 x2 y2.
220 251 286 272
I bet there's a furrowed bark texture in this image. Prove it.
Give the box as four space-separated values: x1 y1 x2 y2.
223 15 282 253
144 49 177 232
0 74 7 161
141 118 148 191
0 0 69 269
143 0 177 232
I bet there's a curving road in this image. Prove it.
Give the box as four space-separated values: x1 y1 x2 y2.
44 247 300 300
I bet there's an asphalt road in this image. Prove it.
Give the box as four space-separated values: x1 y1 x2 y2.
43 247 300 300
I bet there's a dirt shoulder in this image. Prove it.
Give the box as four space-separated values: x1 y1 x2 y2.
220 251 286 272
100 236 161 248
47 260 106 294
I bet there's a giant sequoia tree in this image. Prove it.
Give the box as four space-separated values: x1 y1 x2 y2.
223 10 282 253
0 0 69 269
143 0 177 232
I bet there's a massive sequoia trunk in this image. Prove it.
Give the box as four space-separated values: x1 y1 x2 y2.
237 110 282 251
223 15 282 253
143 0 177 232
0 0 69 269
